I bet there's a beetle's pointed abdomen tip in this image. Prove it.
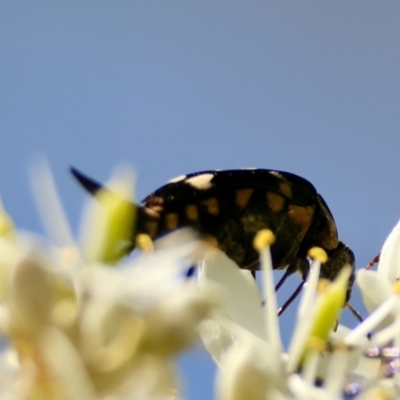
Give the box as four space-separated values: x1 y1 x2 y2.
70 166 103 196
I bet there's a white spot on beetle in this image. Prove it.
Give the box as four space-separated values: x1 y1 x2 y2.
168 174 187 183
269 171 283 178
185 174 214 190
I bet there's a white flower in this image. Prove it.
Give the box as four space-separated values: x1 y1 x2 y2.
197 219 400 399
5 161 400 399
0 163 214 400
341 219 400 389
377 218 400 283
198 231 362 399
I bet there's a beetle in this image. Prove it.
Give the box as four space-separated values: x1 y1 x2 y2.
71 167 355 302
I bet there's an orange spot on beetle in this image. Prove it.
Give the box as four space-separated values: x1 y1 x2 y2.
266 192 285 212
288 204 314 239
165 213 179 230
279 182 292 198
235 189 254 208
202 198 219 216
186 204 199 221
144 220 159 238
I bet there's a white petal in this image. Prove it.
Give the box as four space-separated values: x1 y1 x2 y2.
30 159 75 248
216 332 287 400
372 318 400 348
11 256 52 330
356 269 393 330
198 248 266 340
79 232 200 310
288 374 327 400
115 357 179 400
198 315 236 368
40 327 97 400
330 325 368 378
378 218 400 282
344 295 400 346
323 348 350 398
350 354 380 380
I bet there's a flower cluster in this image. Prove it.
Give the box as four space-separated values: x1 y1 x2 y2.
0 164 214 400
1 163 400 400
198 225 400 400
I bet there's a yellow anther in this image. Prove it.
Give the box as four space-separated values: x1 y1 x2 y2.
317 278 331 294
306 335 326 353
253 229 275 252
136 234 154 252
393 281 400 295
330 341 349 352
202 235 219 249
308 247 328 264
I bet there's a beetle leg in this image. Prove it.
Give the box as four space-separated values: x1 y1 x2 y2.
277 280 305 316
275 268 292 291
275 257 308 291
275 258 309 315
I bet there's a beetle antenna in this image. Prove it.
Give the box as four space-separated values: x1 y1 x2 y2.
366 253 380 270
346 302 364 323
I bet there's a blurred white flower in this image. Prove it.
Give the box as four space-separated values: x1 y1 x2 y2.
78 165 136 264
0 163 214 400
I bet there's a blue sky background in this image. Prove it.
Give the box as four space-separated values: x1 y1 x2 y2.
1 2 400 399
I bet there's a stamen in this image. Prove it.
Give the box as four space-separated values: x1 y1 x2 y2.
286 261 321 372
253 229 275 251
302 350 320 386
253 229 281 350
308 247 328 264
136 234 154 252
372 320 400 348
344 295 399 346
392 281 400 294
324 343 350 398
